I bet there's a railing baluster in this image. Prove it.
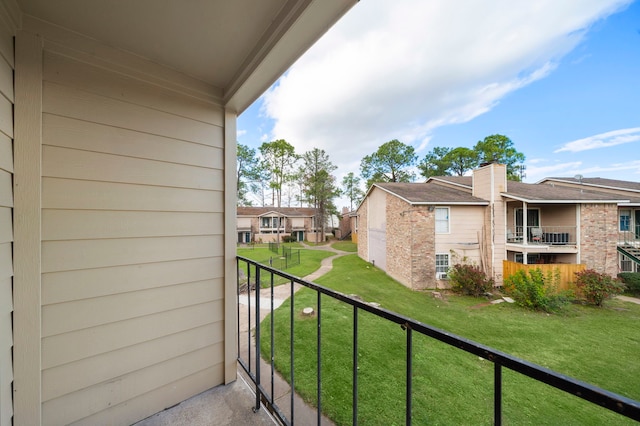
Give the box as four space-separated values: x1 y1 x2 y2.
254 266 261 412
290 279 295 423
317 291 322 425
236 260 240 364
406 326 412 426
271 271 275 405
353 306 358 426
247 262 252 375
494 363 502 426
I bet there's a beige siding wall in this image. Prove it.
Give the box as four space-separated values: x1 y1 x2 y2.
367 188 387 270
472 164 507 284
35 39 226 424
237 217 252 228
291 217 305 228
435 205 483 265
0 14 13 426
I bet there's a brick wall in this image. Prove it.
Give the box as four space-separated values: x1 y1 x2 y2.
580 203 619 276
385 196 435 290
410 208 436 290
385 196 413 287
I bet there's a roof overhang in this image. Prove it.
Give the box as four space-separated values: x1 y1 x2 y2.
537 178 640 194
501 194 629 204
371 184 489 207
14 0 357 114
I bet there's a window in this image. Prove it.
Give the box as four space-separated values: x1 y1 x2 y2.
515 253 541 264
261 216 284 229
620 210 630 231
435 207 449 234
435 253 449 274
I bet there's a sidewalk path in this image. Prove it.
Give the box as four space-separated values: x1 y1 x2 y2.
617 295 640 305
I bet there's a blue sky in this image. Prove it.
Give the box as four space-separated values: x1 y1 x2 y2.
238 0 639 207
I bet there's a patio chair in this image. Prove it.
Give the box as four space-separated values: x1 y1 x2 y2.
531 227 543 243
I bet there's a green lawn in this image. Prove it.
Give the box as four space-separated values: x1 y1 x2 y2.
262 255 640 425
237 246 334 286
331 241 357 252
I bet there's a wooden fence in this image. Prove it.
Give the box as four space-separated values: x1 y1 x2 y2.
502 261 586 291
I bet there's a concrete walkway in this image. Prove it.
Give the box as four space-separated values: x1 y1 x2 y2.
141 242 352 425
617 295 640 305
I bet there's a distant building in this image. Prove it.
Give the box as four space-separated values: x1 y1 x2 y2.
356 163 639 290
236 206 321 243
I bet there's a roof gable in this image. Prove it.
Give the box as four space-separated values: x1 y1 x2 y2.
373 182 488 205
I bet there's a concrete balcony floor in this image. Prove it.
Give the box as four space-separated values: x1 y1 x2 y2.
134 368 277 425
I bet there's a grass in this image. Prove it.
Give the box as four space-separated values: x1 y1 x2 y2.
262 255 640 425
331 241 357 252
237 246 334 286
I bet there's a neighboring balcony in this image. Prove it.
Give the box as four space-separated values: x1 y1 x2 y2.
619 224 640 246
506 226 578 254
236 256 640 425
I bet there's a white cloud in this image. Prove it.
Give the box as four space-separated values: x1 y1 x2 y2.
262 0 630 177
525 161 584 181
554 127 640 152
525 159 640 182
236 129 247 138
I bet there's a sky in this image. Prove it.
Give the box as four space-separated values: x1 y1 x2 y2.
237 0 640 208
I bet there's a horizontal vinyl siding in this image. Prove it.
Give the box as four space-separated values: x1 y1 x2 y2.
41 51 225 425
0 22 12 426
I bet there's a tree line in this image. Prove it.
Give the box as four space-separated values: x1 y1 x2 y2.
237 134 525 214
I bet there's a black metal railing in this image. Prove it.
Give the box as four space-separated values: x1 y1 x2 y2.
236 256 640 425
508 226 577 245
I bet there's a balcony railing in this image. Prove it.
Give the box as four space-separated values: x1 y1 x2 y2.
236 256 640 425
619 224 640 246
508 226 577 245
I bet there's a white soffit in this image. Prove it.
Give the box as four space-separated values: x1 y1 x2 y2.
16 0 356 112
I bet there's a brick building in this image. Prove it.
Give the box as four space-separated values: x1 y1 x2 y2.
356 163 638 289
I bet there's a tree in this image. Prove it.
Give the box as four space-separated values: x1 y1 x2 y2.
299 148 339 242
341 172 364 211
236 143 264 206
446 147 479 176
259 139 298 207
473 134 525 181
417 146 452 178
360 139 417 188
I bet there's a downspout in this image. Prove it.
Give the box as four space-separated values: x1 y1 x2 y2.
576 204 581 264
523 201 528 264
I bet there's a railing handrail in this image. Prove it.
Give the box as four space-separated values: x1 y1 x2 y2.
237 255 640 424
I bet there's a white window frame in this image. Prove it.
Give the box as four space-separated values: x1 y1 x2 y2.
619 210 631 232
435 253 449 274
435 207 450 234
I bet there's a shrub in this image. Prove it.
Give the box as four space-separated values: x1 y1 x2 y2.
503 268 572 313
575 269 625 306
281 235 296 243
618 272 640 296
448 262 494 297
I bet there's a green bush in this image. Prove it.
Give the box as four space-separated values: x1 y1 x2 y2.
618 272 640 296
281 235 296 243
575 269 625 306
448 262 494 297
503 268 572 313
